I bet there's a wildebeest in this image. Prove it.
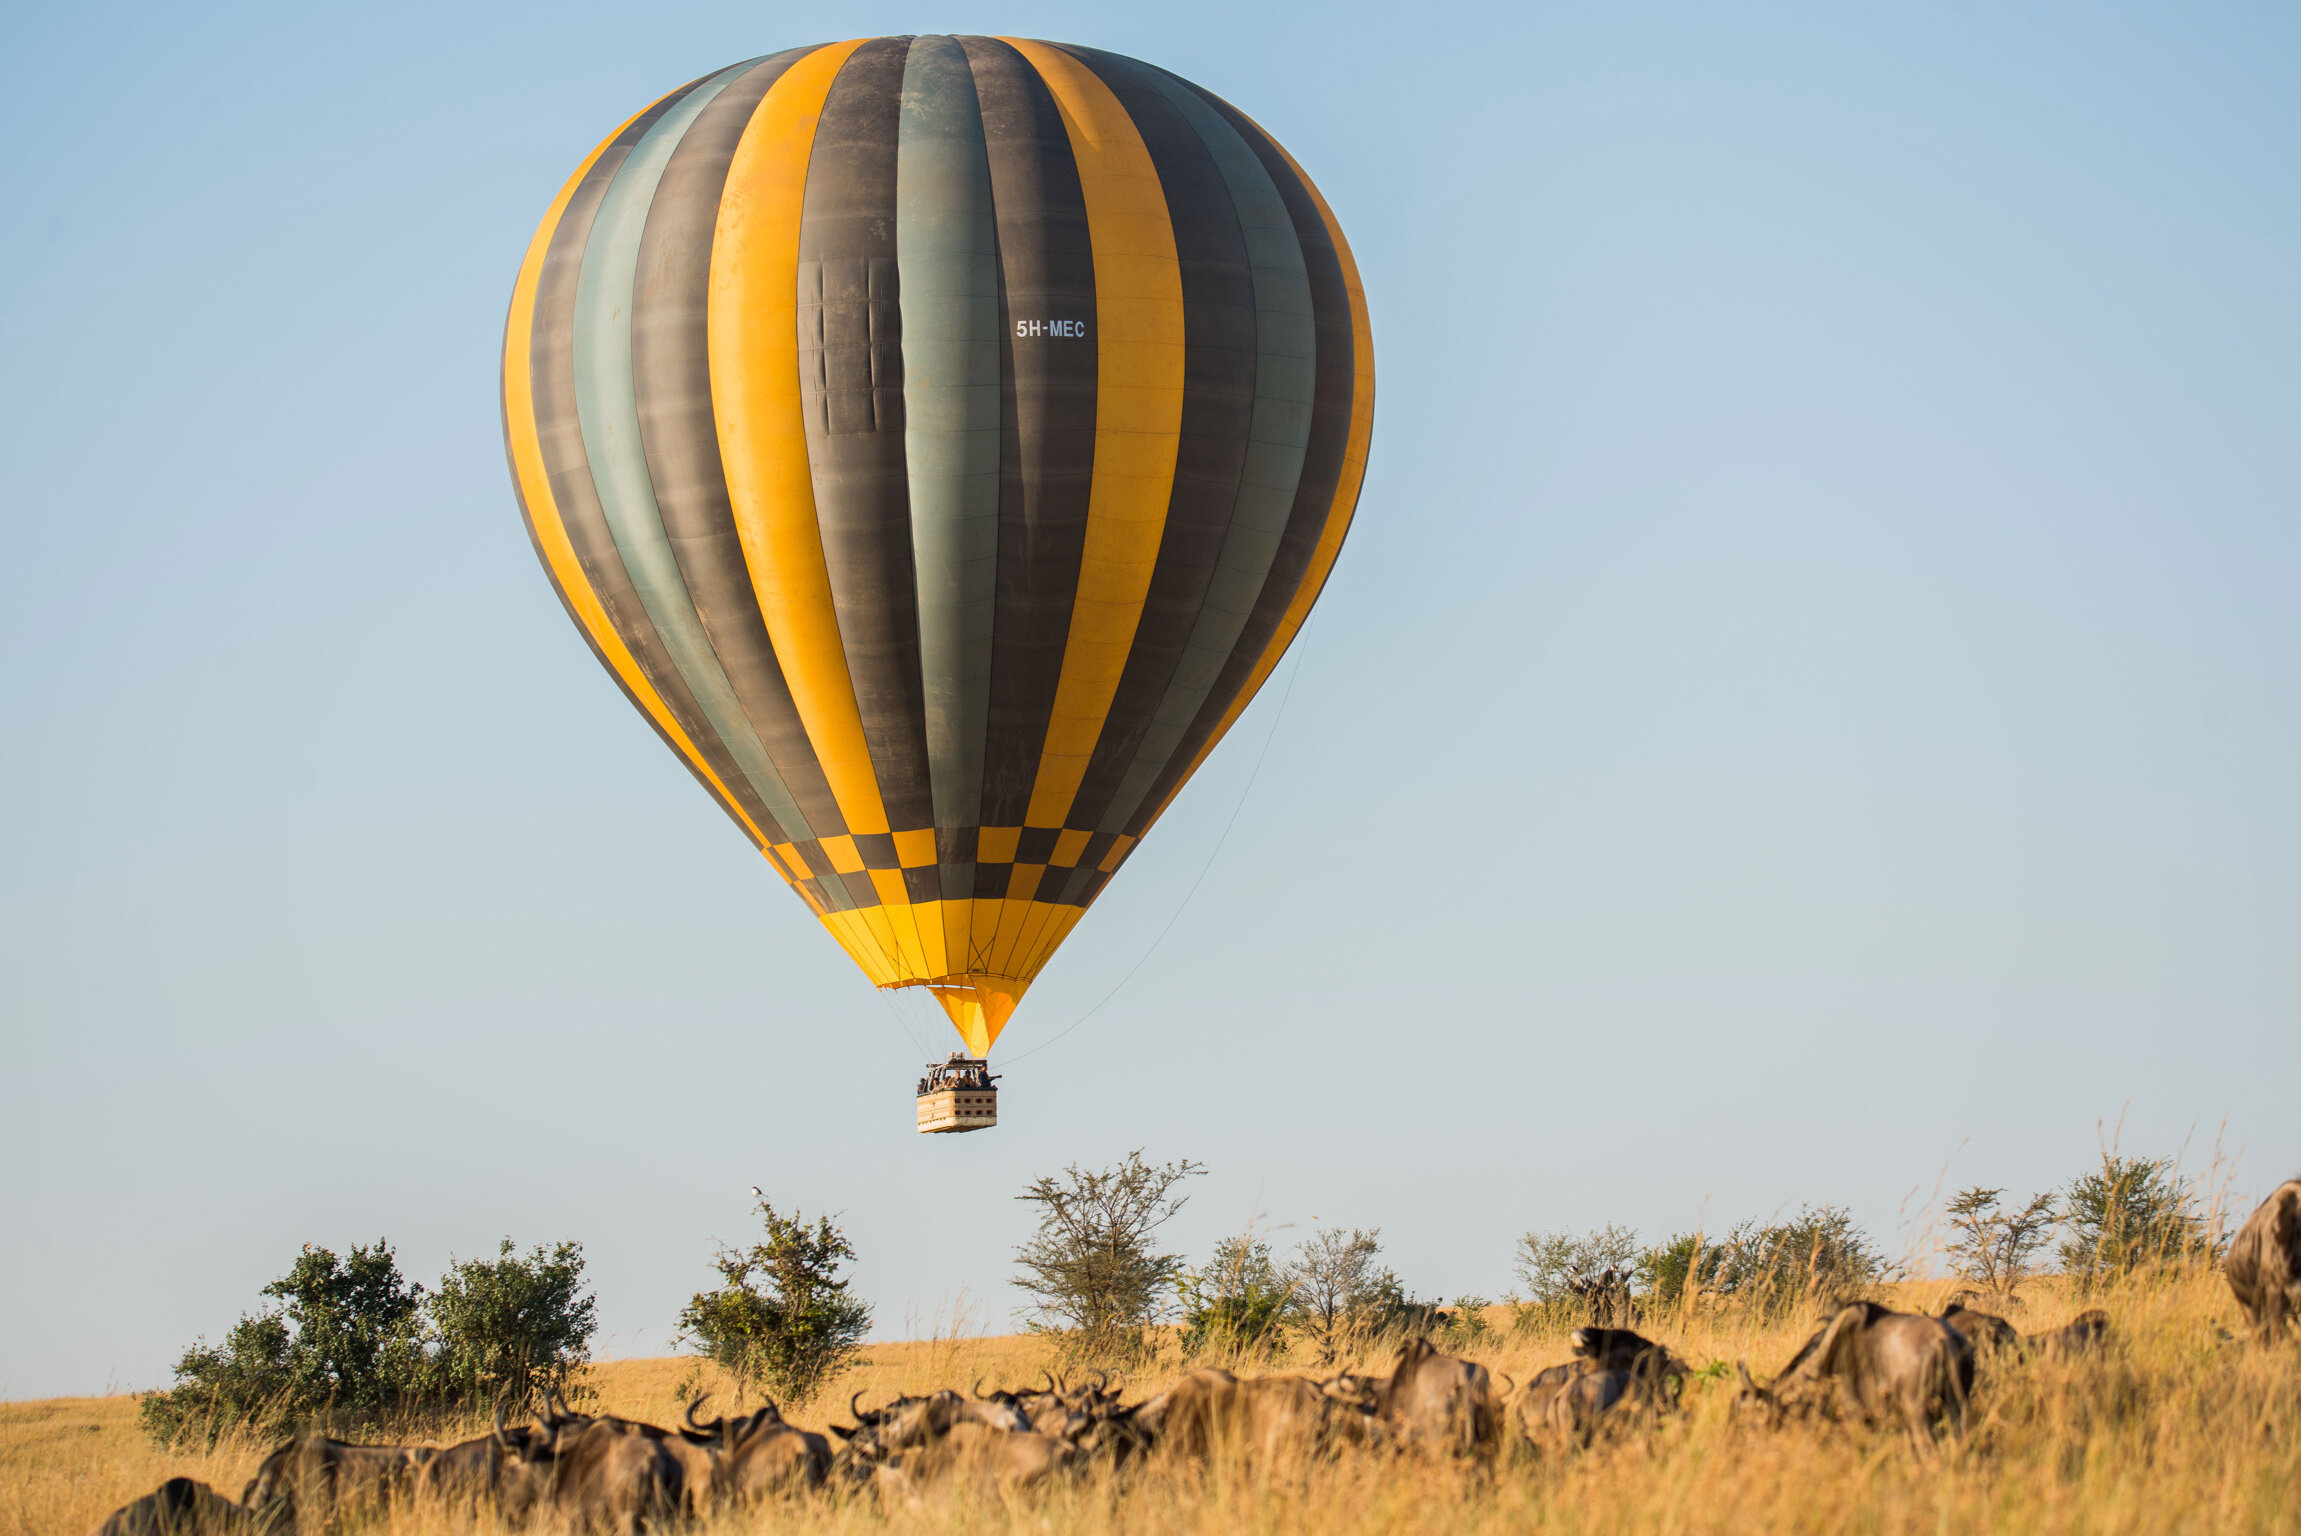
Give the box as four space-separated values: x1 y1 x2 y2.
1120 1369 1344 1463
412 1404 549 1519
90 1478 275 1536
1546 1371 1642 1444
239 1433 433 1526
683 1397 831 1503
872 1422 1077 1503
2225 1179 2301 1342
510 1415 682 1535
2024 1309 2111 1360
1737 1301 1973 1453
1517 1327 1686 1444
976 1370 1112 1441
1563 1264 1639 1327
1569 1327 1688 1392
1375 1338 1502 1457
833 1389 1028 1462
1939 1301 2020 1356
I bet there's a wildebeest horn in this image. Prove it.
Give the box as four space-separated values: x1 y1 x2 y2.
1090 1368 1111 1393
1495 1372 1517 1398
684 1394 713 1432
549 1386 573 1421
1037 1370 1056 1395
972 1376 989 1400
850 1391 871 1424
492 1399 510 1449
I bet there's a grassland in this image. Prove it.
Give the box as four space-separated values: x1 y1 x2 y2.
7 1268 2295 1536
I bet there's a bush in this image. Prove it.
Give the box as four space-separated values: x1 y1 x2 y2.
1514 1225 1643 1306
678 1198 871 1406
2061 1154 2213 1286
1177 1234 1292 1359
1723 1206 1883 1313
1944 1187 2059 1298
426 1240 596 1417
139 1241 428 1447
1638 1209 1882 1319
1640 1232 1731 1308
1013 1151 1204 1357
139 1238 598 1448
1439 1296 1494 1349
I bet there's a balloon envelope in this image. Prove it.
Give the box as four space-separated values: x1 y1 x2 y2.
503 37 1371 1054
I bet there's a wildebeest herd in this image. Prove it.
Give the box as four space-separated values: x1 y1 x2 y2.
93 1179 2301 1535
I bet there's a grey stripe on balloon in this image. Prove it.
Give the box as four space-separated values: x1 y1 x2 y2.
1092 59 1317 837
570 60 821 846
530 79 791 847
897 35 1002 837
630 46 853 842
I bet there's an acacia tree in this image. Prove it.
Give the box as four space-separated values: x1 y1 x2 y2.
1944 1187 2059 1299
1286 1227 1400 1363
678 1199 871 1405
1013 1151 1205 1356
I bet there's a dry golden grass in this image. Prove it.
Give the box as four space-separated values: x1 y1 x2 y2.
8 1268 2295 1536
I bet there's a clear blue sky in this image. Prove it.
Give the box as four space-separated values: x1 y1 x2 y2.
3 1 2294 1399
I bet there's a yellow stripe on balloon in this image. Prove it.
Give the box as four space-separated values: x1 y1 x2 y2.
504 96 777 856
1001 39 1186 835
709 39 894 840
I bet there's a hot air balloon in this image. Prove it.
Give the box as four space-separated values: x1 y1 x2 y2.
502 37 1371 1117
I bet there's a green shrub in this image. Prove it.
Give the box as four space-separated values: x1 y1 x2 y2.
139 1241 427 1447
1178 1234 1293 1359
678 1198 871 1405
1723 1206 1883 1313
1640 1232 1732 1307
138 1238 597 1448
1439 1296 1494 1349
2061 1154 2214 1285
426 1240 596 1417
1514 1225 1642 1307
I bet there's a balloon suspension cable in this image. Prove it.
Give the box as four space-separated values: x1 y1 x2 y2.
1002 626 1314 1069
872 985 933 1060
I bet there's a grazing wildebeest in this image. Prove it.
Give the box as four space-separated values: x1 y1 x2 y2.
976 1371 1109 1441
872 1422 1077 1503
90 1478 274 1536
833 1390 1028 1460
2225 1179 2301 1342
1570 1327 1688 1395
2024 1309 2111 1360
1517 1328 1685 1444
1121 1369 1341 1463
239 1433 433 1526
413 1404 549 1520
512 1416 682 1535
684 1397 831 1503
1736 1301 1973 1454
1940 1301 2020 1356
1535 1370 1637 1444
1375 1338 1502 1458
